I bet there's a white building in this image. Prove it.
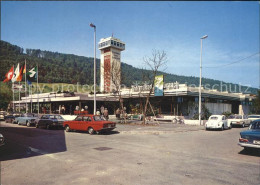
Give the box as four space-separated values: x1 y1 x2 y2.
98 37 125 93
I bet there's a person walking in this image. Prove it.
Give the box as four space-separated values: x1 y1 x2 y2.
116 108 120 119
104 108 109 120
100 105 104 115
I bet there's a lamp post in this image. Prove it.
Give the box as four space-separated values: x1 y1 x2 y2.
199 35 208 126
90 23 96 115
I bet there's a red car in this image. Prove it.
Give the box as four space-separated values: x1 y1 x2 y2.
63 115 116 134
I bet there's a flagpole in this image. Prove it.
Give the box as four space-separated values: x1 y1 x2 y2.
19 81 20 112
37 63 39 114
12 65 14 112
25 59 27 113
30 84 32 113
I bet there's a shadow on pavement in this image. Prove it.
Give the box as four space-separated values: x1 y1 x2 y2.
0 126 67 161
238 148 260 157
69 130 120 135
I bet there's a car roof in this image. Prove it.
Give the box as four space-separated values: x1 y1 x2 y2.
210 115 223 117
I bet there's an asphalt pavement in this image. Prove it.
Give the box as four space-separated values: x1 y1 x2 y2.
0 121 259 185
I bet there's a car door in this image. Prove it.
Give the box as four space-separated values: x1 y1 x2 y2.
38 115 50 127
71 116 82 130
222 116 228 128
81 116 92 131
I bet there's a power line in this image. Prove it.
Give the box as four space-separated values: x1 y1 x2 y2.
204 52 260 68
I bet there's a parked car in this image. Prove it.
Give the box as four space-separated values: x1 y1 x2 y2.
205 115 229 130
238 120 260 150
0 133 4 147
35 114 65 129
4 112 22 123
0 111 7 121
227 114 251 128
15 113 38 127
63 115 116 134
248 115 260 122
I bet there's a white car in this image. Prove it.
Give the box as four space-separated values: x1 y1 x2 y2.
248 115 260 122
227 114 251 128
205 115 229 131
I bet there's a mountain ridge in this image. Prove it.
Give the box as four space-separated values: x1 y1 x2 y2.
0 40 257 94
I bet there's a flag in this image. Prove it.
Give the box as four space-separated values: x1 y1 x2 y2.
16 64 25 82
11 64 20 82
26 66 37 85
3 66 14 83
23 63 26 74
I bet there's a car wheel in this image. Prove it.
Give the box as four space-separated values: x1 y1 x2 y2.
65 125 71 132
26 121 31 127
220 125 224 131
17 121 20 125
242 123 245 128
229 124 232 129
46 124 51 130
88 127 94 135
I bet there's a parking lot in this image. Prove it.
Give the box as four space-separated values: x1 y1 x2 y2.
0 121 259 185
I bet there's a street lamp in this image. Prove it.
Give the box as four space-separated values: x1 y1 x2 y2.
90 23 96 115
199 35 208 126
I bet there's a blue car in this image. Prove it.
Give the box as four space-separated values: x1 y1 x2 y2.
238 119 260 149
15 113 38 127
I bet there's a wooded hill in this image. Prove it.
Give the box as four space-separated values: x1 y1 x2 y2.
0 40 257 94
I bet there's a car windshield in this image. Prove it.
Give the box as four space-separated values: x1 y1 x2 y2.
209 116 219 120
55 115 63 119
248 115 260 118
228 115 242 119
249 122 260 130
24 114 36 117
93 116 106 121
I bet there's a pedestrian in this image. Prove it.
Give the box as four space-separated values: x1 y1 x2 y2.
104 108 109 120
61 105 65 115
100 105 104 115
116 108 120 119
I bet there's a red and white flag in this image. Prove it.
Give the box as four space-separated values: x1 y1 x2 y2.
3 66 14 83
11 64 20 82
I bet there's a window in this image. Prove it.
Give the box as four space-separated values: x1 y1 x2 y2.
210 116 219 120
111 40 114 45
41 115 49 119
75 116 82 121
83 117 91 121
117 42 119 46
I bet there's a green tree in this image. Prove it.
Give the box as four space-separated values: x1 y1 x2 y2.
0 82 12 110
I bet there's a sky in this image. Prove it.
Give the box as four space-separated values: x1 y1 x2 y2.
1 1 259 88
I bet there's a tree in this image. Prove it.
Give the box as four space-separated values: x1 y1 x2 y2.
252 90 260 114
110 59 127 123
142 50 167 124
0 82 12 110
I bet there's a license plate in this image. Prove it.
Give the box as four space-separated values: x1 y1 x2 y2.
253 140 260 145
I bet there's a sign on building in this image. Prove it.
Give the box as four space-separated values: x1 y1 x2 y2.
154 75 164 96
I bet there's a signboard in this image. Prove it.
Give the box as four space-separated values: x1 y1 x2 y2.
154 75 164 96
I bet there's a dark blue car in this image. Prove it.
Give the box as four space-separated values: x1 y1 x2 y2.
238 119 260 150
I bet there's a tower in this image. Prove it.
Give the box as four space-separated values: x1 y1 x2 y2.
99 37 125 93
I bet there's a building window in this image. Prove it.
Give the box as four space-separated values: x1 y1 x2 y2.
117 42 119 46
